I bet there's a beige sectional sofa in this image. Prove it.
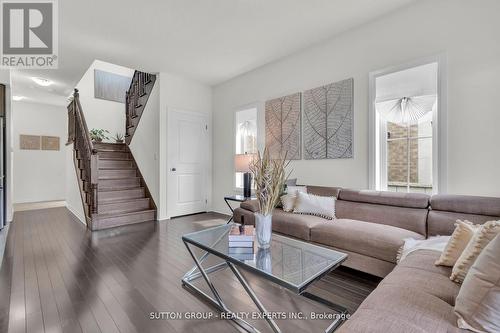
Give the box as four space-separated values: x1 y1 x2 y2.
233 186 500 332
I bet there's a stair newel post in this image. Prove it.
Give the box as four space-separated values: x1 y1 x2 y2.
90 151 99 214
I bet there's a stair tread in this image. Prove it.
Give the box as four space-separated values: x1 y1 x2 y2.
99 157 133 161
95 149 129 153
95 209 155 219
99 167 136 170
98 185 142 192
99 197 149 205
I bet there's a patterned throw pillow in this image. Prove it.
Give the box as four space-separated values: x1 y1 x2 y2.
451 220 500 283
293 192 336 220
455 235 500 332
435 220 479 267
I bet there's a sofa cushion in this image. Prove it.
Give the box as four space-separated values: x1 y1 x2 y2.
427 210 497 236
310 219 424 263
398 249 453 277
338 189 430 208
380 266 460 306
233 207 255 225
306 185 341 197
430 194 500 216
240 199 259 212
335 200 428 236
271 209 327 241
338 286 466 333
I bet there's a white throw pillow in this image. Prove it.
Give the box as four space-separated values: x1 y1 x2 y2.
293 192 336 220
280 194 297 212
455 234 500 333
435 220 480 267
286 185 307 195
451 220 500 283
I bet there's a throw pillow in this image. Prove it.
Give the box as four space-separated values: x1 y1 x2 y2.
293 192 336 220
280 194 297 212
455 235 500 333
286 185 307 195
435 220 479 267
451 220 500 283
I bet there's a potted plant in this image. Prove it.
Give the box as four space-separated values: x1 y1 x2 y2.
89 128 110 142
115 132 124 143
249 148 289 248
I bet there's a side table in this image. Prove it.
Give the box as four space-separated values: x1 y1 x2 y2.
224 195 255 224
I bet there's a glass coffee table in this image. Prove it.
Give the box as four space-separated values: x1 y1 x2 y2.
181 223 349 333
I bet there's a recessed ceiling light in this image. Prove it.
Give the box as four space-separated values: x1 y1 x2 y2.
12 95 25 101
32 77 53 86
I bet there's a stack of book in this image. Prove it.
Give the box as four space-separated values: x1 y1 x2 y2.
228 225 255 261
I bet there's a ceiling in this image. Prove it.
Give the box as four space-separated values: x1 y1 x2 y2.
12 0 418 106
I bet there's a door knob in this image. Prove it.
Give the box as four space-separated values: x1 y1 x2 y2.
171 168 176 171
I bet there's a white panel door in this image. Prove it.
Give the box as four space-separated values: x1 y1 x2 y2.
167 110 208 217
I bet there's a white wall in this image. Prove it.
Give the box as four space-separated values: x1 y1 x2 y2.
158 72 212 219
129 79 160 205
75 60 133 141
212 0 500 213
65 143 85 224
12 102 67 203
0 70 13 222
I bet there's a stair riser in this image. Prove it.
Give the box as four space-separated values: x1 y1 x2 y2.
99 178 140 188
98 151 131 159
99 199 150 214
99 160 134 169
99 188 145 201
92 211 155 230
93 143 128 152
99 169 136 179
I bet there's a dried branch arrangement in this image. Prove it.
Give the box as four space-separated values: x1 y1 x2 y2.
249 148 290 215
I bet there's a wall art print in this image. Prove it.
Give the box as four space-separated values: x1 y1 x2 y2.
265 92 301 160
303 78 353 159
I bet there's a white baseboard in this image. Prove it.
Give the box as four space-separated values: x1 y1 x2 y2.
65 204 86 225
14 200 66 212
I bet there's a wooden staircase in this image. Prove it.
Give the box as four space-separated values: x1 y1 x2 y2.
67 71 158 231
91 142 156 230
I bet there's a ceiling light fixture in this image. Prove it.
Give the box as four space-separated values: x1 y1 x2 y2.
32 77 53 86
12 95 25 101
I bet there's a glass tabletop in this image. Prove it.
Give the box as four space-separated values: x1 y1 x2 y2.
182 223 347 293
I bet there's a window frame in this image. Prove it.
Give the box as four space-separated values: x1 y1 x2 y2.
233 103 260 192
368 55 448 194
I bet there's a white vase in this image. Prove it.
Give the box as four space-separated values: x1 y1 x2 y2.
254 213 272 248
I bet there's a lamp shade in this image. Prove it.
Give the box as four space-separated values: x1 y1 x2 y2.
235 154 255 173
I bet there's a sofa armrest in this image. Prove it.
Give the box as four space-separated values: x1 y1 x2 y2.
240 200 259 213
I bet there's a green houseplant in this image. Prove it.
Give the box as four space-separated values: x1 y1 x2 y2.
249 148 289 248
115 132 124 143
89 128 110 142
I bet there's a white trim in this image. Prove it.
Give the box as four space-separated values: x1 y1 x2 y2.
65 203 86 225
232 102 260 192
368 54 448 193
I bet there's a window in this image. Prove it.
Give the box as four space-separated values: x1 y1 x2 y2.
370 61 443 194
385 112 433 193
235 107 257 189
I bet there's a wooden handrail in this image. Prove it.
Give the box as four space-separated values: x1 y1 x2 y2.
67 89 99 217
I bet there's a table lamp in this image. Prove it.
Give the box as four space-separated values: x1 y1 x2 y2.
235 153 255 198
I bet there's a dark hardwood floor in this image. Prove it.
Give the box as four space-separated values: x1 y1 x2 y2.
0 208 380 333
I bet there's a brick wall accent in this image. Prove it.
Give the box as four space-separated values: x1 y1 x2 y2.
387 122 418 183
